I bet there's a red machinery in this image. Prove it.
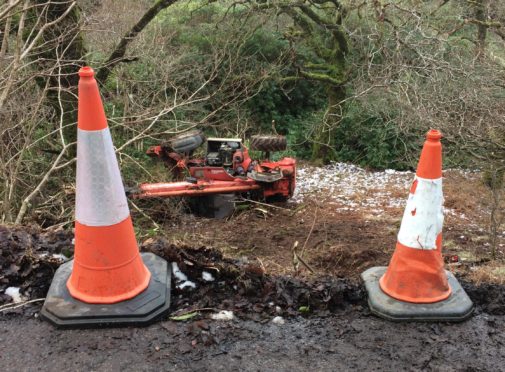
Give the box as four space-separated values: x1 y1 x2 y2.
130 133 296 211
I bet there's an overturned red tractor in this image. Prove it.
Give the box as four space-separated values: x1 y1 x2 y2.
130 131 296 217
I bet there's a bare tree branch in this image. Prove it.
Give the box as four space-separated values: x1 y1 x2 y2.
96 0 178 83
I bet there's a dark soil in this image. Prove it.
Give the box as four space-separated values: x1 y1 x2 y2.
0 225 72 304
157 202 498 280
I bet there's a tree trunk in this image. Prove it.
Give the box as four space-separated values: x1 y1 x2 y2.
311 85 345 164
475 0 487 58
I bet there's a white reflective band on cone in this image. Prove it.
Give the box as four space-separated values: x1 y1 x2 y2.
75 128 130 226
397 176 444 250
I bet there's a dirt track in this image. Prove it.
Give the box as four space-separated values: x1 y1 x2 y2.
1 307 505 371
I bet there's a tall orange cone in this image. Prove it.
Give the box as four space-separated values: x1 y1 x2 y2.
68 66 150 303
361 130 473 321
379 129 450 303
41 67 171 327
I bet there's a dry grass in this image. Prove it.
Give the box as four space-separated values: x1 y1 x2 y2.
466 263 505 285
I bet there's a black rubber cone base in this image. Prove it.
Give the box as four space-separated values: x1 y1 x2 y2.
40 252 171 328
361 266 473 322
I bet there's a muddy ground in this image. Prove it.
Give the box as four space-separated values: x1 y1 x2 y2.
1 166 505 370
1 310 505 371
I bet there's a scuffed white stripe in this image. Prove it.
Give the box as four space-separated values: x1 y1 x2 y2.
75 128 130 226
397 176 443 250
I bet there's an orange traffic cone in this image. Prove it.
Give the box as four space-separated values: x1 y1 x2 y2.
68 66 150 303
379 129 450 303
361 130 473 321
41 67 171 327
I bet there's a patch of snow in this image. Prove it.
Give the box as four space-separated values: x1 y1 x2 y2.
290 162 471 220
291 162 412 209
202 271 215 282
271 316 285 325
172 262 196 290
5 287 25 303
176 281 196 290
39 253 68 261
211 310 234 321
171 262 188 282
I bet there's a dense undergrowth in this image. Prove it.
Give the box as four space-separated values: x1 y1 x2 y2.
0 0 504 227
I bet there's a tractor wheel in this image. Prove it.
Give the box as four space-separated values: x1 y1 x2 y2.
167 130 205 154
250 135 287 152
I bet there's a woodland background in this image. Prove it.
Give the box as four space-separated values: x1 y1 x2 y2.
0 0 503 237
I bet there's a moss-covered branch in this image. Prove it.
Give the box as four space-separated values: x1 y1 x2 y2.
298 69 344 85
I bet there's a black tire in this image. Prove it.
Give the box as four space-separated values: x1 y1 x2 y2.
250 135 287 152
166 130 205 154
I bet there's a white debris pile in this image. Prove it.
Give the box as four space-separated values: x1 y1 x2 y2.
292 162 413 211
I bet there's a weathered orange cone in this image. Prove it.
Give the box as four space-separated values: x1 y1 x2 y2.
41 67 171 327
361 130 473 321
379 129 450 303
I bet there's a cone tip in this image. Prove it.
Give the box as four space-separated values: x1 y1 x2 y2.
79 66 95 78
426 129 442 141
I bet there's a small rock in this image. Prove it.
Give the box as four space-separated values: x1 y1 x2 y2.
211 310 234 321
272 316 285 325
194 320 210 331
160 321 178 333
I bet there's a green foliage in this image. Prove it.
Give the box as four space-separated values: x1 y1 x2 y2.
331 104 476 170
247 80 325 135
333 103 422 170
170 311 200 321
241 29 288 61
298 305 310 313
